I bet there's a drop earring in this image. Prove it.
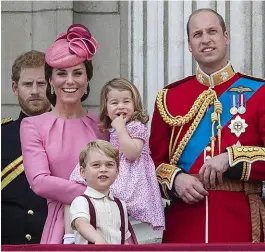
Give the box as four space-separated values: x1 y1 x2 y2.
51 86 54 94
84 86 87 95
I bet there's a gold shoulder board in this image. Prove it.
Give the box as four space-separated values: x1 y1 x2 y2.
1 118 13 125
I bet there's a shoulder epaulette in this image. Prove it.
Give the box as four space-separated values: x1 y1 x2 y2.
1 118 13 125
165 75 196 90
238 72 265 83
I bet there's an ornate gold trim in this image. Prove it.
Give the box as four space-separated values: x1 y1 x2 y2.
244 163 251 181
240 162 251 181
196 62 235 87
1 164 24 190
169 91 222 165
2 156 23 177
156 88 223 163
241 162 247 181
227 146 265 166
156 89 215 127
156 163 182 190
161 184 170 200
1 117 13 125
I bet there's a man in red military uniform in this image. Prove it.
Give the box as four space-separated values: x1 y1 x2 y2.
150 8 265 243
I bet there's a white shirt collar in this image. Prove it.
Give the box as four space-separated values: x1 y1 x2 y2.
84 186 115 201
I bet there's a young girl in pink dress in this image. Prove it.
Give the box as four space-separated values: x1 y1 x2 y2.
69 78 165 232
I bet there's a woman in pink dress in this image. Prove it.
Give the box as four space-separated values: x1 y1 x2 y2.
20 24 106 244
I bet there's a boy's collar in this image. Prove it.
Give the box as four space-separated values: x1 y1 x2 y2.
84 186 115 200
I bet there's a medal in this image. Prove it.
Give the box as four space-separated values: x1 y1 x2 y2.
230 107 238 115
238 106 246 114
238 94 246 114
230 94 238 115
228 115 248 137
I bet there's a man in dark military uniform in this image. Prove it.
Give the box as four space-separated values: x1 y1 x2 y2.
2 50 51 244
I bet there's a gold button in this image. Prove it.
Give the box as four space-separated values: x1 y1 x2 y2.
27 210 34 215
205 156 211 160
25 234 31 241
243 148 248 152
205 146 211 152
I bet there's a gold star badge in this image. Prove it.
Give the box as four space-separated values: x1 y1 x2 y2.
228 115 248 137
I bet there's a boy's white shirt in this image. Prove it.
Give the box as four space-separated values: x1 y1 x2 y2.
70 186 131 244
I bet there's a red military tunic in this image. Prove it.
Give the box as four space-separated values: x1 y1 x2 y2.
150 62 265 243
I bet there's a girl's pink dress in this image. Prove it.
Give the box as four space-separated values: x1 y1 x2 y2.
70 121 165 230
20 112 106 244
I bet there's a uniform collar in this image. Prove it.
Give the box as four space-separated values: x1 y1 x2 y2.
84 186 115 201
196 61 235 88
18 111 28 121
18 108 52 121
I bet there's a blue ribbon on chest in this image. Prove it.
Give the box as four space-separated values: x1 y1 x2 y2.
177 77 264 172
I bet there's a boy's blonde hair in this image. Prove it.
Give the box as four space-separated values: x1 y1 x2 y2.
99 78 149 131
79 140 119 169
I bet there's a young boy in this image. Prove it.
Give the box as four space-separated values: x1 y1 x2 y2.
69 140 131 244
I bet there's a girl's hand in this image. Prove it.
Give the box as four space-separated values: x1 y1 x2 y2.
111 114 127 132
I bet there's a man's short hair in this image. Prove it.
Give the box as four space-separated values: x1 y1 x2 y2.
11 50 45 82
79 140 120 169
187 8 227 40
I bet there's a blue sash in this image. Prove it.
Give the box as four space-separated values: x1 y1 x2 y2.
177 77 264 172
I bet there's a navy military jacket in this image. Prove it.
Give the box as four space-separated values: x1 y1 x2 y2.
1 112 47 244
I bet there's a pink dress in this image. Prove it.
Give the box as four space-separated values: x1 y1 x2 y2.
70 121 165 230
20 112 106 244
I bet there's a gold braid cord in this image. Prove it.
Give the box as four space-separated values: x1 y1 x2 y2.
156 89 214 127
156 88 223 166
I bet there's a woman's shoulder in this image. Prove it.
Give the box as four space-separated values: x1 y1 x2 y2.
85 112 109 140
22 112 54 125
20 113 56 138
85 111 99 123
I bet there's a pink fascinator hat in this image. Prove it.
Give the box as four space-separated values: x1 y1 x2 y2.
46 24 98 68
